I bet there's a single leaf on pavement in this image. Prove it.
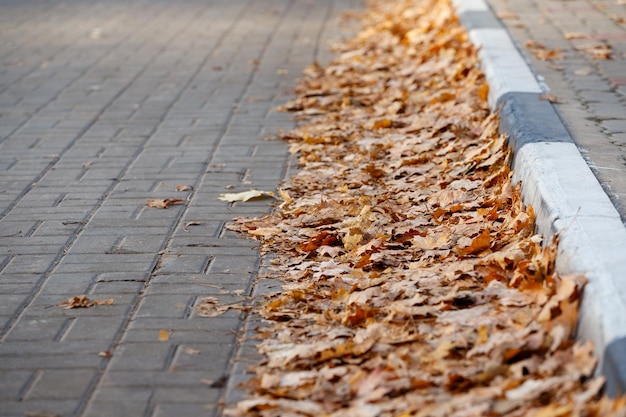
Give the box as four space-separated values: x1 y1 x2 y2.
196 297 251 317
175 184 193 192
539 94 559 103
59 295 114 309
158 329 170 342
218 190 275 202
146 198 185 209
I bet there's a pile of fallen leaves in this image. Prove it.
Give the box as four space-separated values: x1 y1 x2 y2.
226 0 626 415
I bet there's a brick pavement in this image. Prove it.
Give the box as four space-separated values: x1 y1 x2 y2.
484 0 626 222
0 1 361 416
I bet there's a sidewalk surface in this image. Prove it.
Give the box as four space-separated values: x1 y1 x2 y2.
0 1 358 416
0 0 624 416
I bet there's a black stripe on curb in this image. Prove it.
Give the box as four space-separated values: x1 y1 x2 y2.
605 338 626 397
497 92 573 147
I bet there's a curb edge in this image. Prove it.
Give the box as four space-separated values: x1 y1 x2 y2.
453 0 626 395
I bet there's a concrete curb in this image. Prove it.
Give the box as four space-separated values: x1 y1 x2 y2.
453 0 626 396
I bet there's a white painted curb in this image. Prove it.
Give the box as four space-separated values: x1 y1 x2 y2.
469 28 542 104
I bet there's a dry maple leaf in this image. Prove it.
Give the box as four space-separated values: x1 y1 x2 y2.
539 93 560 103
146 198 185 209
175 184 193 192
59 295 114 309
526 40 563 61
565 32 589 40
218 190 275 202
496 11 517 20
576 43 612 59
247 227 282 238
158 329 170 342
575 67 592 76
196 297 250 317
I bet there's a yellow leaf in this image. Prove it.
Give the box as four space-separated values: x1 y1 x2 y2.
564 32 589 40
158 329 170 342
342 231 363 251
278 188 294 205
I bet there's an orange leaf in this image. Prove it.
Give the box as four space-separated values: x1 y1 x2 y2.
373 119 393 129
456 228 491 256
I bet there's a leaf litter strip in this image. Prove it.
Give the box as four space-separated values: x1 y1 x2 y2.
222 0 626 415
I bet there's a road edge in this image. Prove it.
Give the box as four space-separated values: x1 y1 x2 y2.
453 0 626 396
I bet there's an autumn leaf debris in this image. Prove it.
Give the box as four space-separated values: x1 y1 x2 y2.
146 198 185 209
218 190 276 203
226 0 626 415
59 295 114 309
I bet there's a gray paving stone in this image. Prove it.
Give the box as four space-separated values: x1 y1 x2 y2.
0 293 29 317
133 294 195 319
63 317 126 341
106 343 176 372
2 254 57 275
602 119 626 134
83 387 151 417
127 317 241 335
88 280 145 295
53 260 155 274
0 370 33 401
208 255 261 275
152 403 217 417
612 133 626 146
100 369 216 388
95 271 150 282
150 272 253 287
0 353 105 370
0 273 42 285
38 274 97 296
588 102 626 120
0 399 79 417
4 316 69 342
0 286 33 306
153 386 221 403
154 254 213 275
27 369 96 400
